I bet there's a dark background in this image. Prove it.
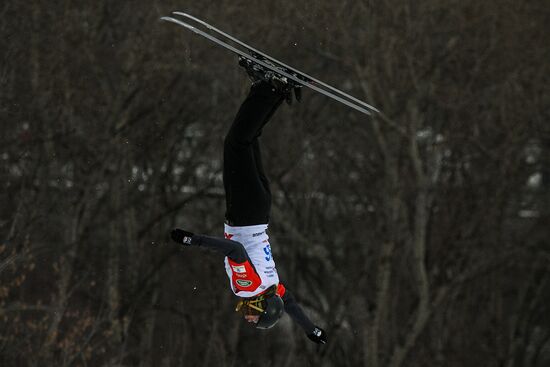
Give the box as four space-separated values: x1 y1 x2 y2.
1 1 549 366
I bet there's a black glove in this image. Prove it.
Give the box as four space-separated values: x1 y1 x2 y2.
171 228 194 246
307 326 327 345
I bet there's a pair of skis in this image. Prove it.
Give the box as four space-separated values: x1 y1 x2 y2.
161 12 379 117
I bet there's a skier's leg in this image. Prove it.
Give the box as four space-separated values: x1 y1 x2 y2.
251 85 284 193
252 139 271 195
225 82 284 146
224 82 284 226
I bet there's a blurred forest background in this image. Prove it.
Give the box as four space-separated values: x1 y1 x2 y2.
1 0 549 366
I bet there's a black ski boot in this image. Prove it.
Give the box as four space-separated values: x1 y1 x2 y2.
238 55 302 104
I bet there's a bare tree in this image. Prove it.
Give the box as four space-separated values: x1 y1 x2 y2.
1 0 548 366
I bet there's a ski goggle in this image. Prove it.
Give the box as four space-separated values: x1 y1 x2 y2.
235 297 266 314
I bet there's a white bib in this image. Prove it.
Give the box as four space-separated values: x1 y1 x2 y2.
223 223 279 297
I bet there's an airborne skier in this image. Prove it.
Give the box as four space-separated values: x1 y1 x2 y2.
170 59 327 344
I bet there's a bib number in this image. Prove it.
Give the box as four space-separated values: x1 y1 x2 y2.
263 244 272 261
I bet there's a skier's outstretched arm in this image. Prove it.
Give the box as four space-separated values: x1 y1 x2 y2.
171 228 248 263
281 287 327 344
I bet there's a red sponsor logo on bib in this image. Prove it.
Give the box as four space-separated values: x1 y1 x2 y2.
227 258 261 293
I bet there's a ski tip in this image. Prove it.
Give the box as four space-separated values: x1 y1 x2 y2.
160 16 185 27
160 17 198 33
172 11 193 18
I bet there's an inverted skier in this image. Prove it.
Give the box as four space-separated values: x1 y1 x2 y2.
170 58 327 344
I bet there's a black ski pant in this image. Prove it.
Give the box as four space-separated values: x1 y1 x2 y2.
223 82 285 226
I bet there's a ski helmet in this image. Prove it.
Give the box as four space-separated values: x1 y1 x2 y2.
255 295 284 329
235 286 285 329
